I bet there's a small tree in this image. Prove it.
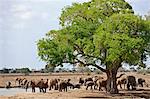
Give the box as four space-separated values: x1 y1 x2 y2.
16 68 31 74
45 64 55 72
37 0 150 94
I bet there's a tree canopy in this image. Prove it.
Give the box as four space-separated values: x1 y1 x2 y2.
37 0 150 93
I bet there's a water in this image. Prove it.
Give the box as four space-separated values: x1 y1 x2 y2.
0 88 39 96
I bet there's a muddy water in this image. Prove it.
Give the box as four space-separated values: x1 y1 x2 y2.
0 88 39 96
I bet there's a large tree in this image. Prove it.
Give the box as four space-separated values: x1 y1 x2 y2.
37 0 150 94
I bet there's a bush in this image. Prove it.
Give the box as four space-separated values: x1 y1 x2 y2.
146 69 150 74
94 69 103 74
24 73 29 76
137 69 145 74
16 68 31 74
137 69 150 74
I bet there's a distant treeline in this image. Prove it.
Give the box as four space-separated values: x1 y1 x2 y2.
0 66 103 74
0 68 31 74
0 66 150 74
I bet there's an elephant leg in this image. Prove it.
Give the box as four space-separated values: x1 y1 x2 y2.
91 85 93 90
42 88 44 93
45 88 47 93
98 87 100 91
34 88 35 92
49 86 52 90
120 84 122 89
131 84 136 90
141 83 143 87
54 85 56 90
94 84 97 90
39 88 42 92
127 83 130 90
124 84 125 89
59 86 62 92
131 85 133 90
86 85 89 90
26 88 28 92
99 86 103 91
32 87 35 92
94 85 95 90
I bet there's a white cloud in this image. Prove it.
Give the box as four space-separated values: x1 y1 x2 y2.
125 0 143 3
14 11 33 20
12 22 26 29
30 0 89 3
11 5 33 20
11 5 29 12
41 12 49 19
0 18 2 24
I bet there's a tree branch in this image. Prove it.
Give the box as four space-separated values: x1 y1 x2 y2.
74 44 102 60
73 44 106 72
75 58 106 72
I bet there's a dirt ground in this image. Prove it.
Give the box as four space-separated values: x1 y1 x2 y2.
0 72 150 99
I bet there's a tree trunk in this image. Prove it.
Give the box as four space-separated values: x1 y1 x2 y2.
106 69 118 94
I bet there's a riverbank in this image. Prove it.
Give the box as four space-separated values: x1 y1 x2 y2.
0 72 150 99
0 88 150 99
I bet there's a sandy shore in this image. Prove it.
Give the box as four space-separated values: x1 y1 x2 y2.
0 72 150 99
0 88 150 99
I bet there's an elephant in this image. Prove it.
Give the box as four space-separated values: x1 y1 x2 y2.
84 77 93 86
43 79 49 93
73 84 81 89
15 78 26 86
49 79 59 90
21 79 28 88
30 79 49 93
58 80 68 92
25 81 31 92
5 81 11 89
85 81 95 90
138 78 146 87
79 78 84 85
127 76 136 90
96 80 107 91
65 79 74 89
117 78 127 89
93 76 104 90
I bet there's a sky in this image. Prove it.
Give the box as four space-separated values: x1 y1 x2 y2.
0 0 150 70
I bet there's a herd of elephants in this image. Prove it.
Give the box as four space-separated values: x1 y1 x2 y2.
5 74 149 93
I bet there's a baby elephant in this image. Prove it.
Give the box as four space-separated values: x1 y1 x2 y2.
5 81 11 89
138 78 146 87
86 81 95 90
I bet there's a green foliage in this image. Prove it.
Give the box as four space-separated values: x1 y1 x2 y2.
60 0 133 27
16 68 31 74
45 64 56 72
137 69 150 74
37 0 150 71
37 29 75 66
94 14 145 67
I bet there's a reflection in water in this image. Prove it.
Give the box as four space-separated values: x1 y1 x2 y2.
0 88 39 96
